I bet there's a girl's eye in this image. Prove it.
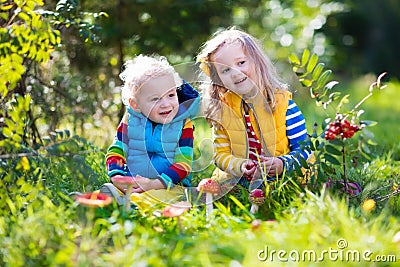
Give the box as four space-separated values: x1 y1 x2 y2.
238 61 245 65
168 93 176 98
151 98 159 102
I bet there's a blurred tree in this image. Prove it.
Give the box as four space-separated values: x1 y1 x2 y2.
321 0 400 78
228 0 346 81
38 0 234 141
1 0 61 145
2 0 357 147
1 0 107 146
69 0 234 120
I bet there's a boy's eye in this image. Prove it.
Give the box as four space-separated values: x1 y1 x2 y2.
151 97 159 102
238 60 245 65
168 93 176 98
222 67 230 74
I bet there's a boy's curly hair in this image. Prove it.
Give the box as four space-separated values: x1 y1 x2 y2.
120 55 181 106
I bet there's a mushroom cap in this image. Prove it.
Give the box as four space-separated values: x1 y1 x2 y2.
163 201 192 217
249 189 266 205
197 178 220 194
75 192 113 207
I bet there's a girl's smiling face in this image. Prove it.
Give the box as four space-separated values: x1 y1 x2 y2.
211 41 258 98
129 73 179 124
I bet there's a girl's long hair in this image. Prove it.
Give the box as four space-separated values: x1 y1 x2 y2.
196 27 287 124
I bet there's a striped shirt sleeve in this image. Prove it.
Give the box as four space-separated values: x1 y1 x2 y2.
213 126 247 177
278 99 312 172
105 120 131 177
159 119 194 186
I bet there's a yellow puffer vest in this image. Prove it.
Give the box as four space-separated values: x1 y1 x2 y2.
221 90 291 157
211 90 292 182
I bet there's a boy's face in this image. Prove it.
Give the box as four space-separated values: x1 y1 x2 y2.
211 41 258 98
129 74 179 124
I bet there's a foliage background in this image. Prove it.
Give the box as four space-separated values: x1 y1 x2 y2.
1 0 399 266
3 0 399 147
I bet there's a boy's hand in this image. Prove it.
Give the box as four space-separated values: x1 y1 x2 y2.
131 175 166 193
111 175 135 192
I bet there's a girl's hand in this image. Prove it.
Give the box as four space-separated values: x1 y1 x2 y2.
241 160 257 177
259 157 284 177
131 175 166 193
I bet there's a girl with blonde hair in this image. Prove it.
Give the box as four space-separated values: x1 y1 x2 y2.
196 27 311 188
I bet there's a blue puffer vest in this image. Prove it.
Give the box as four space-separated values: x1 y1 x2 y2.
125 82 200 187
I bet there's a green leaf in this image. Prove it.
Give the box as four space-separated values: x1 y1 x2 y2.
324 154 341 165
295 70 307 78
10 60 25 75
361 120 378 127
229 195 253 219
6 198 17 215
24 94 31 111
315 139 320 149
12 134 22 143
322 118 331 130
56 129 64 138
325 145 342 156
1 4 14 10
320 161 330 173
299 156 309 169
361 143 371 154
328 138 343 146
317 141 325 150
18 12 30 22
300 79 312 87
301 49 310 67
317 70 332 89
4 118 14 129
2 127 13 137
328 92 341 101
306 53 318 73
294 161 303 175
43 136 51 145
310 140 315 151
311 63 325 81
11 53 23 64
26 0 35 9
361 129 376 140
288 53 300 65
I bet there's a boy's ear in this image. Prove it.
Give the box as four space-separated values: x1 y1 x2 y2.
129 98 141 112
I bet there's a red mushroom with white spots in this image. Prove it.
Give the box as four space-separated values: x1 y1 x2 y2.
75 192 113 208
249 188 265 214
163 201 192 234
197 178 220 217
163 201 192 218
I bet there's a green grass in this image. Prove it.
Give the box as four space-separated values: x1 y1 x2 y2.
1 74 399 266
2 178 399 266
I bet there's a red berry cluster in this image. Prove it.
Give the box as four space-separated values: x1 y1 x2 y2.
324 119 359 140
